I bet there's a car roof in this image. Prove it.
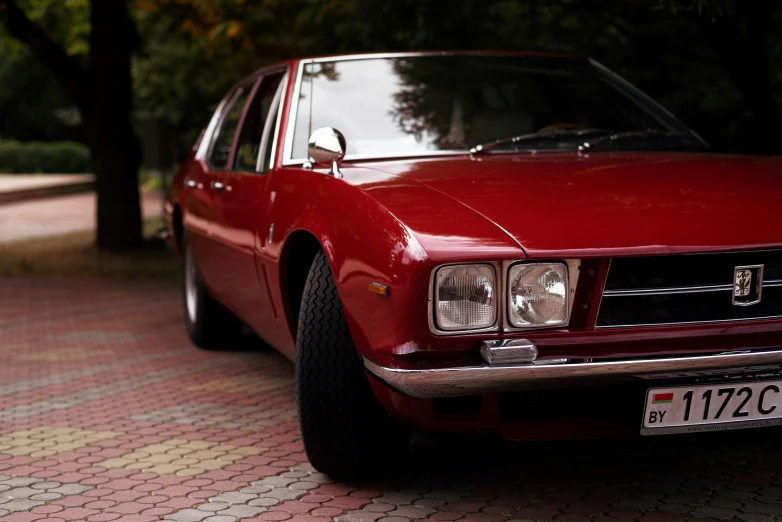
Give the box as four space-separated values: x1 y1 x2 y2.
243 51 589 84
292 50 588 63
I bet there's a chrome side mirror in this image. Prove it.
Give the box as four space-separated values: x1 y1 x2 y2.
308 127 346 178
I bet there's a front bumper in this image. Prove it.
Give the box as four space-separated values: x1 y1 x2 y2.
364 348 782 399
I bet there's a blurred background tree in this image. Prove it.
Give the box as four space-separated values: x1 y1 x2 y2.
0 0 140 250
0 0 780 249
135 0 781 155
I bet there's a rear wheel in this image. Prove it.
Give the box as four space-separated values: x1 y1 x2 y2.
181 235 242 349
295 251 409 477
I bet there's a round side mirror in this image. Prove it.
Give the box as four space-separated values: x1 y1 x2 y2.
308 127 346 178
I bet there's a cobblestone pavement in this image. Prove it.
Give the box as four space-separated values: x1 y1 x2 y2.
2 278 782 522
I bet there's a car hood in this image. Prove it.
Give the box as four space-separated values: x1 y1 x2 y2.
359 152 782 258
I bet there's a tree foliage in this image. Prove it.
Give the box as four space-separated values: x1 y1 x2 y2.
128 0 781 155
0 37 79 141
0 0 88 141
2 0 781 160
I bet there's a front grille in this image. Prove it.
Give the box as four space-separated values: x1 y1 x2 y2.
596 250 782 328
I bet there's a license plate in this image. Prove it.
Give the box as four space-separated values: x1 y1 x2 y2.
642 380 782 435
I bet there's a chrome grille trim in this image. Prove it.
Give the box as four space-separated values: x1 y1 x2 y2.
596 249 782 329
594 315 782 329
603 279 782 298
603 284 732 297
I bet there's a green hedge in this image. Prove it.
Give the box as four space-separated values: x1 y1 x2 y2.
0 139 91 174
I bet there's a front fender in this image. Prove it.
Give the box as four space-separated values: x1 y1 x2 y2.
269 165 522 361
270 167 432 359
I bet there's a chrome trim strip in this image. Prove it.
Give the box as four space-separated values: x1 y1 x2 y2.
602 278 782 297
256 71 287 172
305 51 459 63
266 69 289 171
595 315 782 329
281 60 306 166
604 284 733 297
364 349 782 399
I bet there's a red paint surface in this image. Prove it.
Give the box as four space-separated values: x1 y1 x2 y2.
364 152 782 258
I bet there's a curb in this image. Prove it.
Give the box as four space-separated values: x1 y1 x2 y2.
0 180 95 206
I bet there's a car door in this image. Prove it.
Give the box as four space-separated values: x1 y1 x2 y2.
206 69 287 333
181 94 235 281
193 80 256 299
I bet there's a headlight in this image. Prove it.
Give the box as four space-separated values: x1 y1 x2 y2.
435 264 496 331
508 263 569 328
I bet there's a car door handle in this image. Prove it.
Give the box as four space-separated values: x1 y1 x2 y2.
210 180 227 192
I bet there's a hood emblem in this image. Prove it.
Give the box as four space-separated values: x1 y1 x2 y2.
733 265 764 306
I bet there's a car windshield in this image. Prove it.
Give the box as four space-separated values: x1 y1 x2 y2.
289 55 699 160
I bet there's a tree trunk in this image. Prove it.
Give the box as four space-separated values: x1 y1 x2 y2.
89 0 143 250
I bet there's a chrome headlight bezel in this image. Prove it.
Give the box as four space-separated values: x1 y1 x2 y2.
429 263 499 334
506 262 571 329
429 260 579 335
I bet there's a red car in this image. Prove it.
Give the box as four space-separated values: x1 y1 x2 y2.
167 51 782 476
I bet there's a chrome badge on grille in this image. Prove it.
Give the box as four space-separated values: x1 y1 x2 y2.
733 264 764 306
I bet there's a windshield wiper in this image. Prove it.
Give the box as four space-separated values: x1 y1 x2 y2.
471 128 613 155
578 130 709 152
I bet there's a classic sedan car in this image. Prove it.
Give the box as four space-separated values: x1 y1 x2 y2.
167 51 782 477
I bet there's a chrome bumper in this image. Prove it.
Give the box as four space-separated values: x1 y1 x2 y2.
364 348 782 399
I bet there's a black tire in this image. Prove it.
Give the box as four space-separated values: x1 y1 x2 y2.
296 251 409 477
181 235 242 349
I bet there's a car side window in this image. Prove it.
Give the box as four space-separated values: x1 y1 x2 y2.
233 72 285 173
207 87 249 169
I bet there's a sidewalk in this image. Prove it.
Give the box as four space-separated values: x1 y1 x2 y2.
0 174 95 205
0 189 163 243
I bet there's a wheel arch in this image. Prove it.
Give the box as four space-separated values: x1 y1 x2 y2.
279 229 328 342
172 203 184 254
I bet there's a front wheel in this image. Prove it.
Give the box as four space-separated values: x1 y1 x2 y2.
295 251 409 477
181 235 242 349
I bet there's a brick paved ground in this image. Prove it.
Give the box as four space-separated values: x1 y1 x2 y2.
2 277 782 522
